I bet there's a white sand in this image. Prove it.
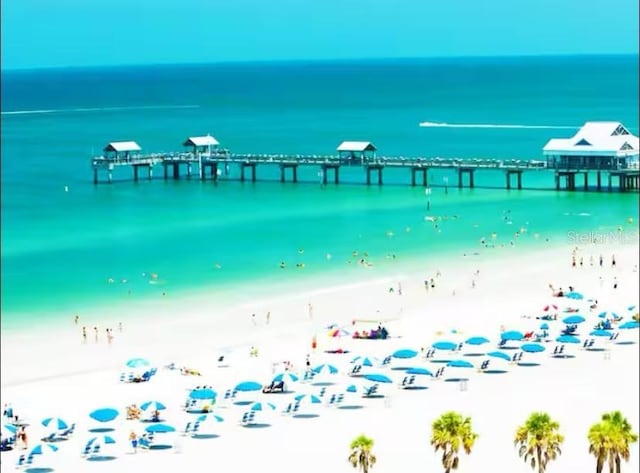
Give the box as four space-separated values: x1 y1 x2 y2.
1 239 639 472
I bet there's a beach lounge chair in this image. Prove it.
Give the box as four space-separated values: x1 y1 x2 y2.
479 360 490 371
610 333 619 341
381 356 392 365
456 343 464 351
183 422 192 434
317 387 327 397
326 394 337 405
498 339 507 347
241 411 256 426
282 403 293 415
335 394 344 405
92 444 101 454
363 384 379 397
138 436 152 449
587 339 595 348
16 455 26 466
60 423 75 437
41 432 58 442
302 370 315 382
434 367 445 379
223 389 237 400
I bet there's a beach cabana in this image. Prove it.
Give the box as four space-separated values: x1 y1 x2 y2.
103 141 141 161
336 141 377 164
543 122 639 170
183 135 220 156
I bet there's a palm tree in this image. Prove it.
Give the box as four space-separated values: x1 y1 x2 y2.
348 434 376 473
430 411 478 473
588 411 639 473
514 412 564 473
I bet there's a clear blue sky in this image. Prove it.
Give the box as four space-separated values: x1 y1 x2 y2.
2 0 638 69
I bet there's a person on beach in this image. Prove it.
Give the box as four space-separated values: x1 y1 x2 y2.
599 255 604 267
74 314 79 325
82 326 87 344
308 303 313 319
107 329 114 345
17 426 27 450
266 311 270 325
590 255 594 266
118 322 123 333
129 431 138 453
611 254 616 267
93 326 99 343
251 313 256 326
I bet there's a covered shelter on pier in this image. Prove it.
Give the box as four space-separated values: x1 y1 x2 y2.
183 135 220 156
336 141 377 164
103 141 141 161
543 122 639 170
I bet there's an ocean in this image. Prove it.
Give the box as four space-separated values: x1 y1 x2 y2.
1 55 638 328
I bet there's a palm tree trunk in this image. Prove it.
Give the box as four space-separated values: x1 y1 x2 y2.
537 447 543 473
615 455 621 473
596 456 603 473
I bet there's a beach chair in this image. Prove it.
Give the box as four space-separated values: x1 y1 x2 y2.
223 389 237 400
149 367 158 377
610 333 619 341
302 371 315 382
183 422 192 435
16 455 26 466
60 423 76 437
41 432 58 442
191 422 201 433
92 444 101 454
381 356 392 365
348 365 362 377
282 403 293 415
498 339 507 347
587 339 595 348
138 436 152 449
363 384 379 398
456 343 464 351
326 394 337 406
479 360 490 371
317 387 327 397
335 394 344 405
82 442 94 456
434 367 445 379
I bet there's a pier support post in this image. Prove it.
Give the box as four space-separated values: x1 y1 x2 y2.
506 172 511 190
108 171 113 184
596 171 601 190
93 168 98 185
583 172 588 190
187 163 192 178
555 173 560 190
517 172 522 189
173 163 180 179
148 166 153 180
163 164 168 180
458 169 463 189
469 170 475 188
133 166 139 182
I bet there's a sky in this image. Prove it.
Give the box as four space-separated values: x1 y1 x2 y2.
1 0 638 70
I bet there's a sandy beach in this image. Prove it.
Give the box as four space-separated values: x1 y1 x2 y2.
1 238 639 472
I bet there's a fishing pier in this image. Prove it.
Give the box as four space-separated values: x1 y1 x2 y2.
92 123 640 192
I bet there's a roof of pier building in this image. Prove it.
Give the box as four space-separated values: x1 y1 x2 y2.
336 141 377 152
183 135 220 147
543 122 639 157
104 141 142 153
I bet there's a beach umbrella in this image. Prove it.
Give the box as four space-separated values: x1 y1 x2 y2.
189 388 217 400
89 408 119 423
328 328 351 338
405 367 433 376
86 435 116 449
598 311 619 319
565 291 584 300
140 401 167 411
345 384 358 393
126 358 151 369
465 336 490 346
432 341 458 351
250 402 276 412
501 331 524 341
556 335 580 344
590 329 613 338
2 424 17 436
294 394 322 405
145 423 176 434
562 315 585 324
619 321 640 330
350 356 378 367
30 443 59 456
273 372 299 383
487 351 512 362
447 360 474 368
392 349 418 359
312 364 339 375
363 373 393 383
195 413 224 423
234 381 262 392
521 343 545 353
41 417 69 431
540 323 549 330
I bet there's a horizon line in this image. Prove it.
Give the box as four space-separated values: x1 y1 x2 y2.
2 52 638 74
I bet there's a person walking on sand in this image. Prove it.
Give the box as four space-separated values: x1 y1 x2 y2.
308 303 313 319
129 431 138 454
251 313 256 326
93 326 99 343
266 311 270 325
82 326 87 344
74 314 79 325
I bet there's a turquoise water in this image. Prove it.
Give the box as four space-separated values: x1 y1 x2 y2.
1 56 638 327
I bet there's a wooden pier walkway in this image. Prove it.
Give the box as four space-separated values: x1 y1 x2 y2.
91 149 640 192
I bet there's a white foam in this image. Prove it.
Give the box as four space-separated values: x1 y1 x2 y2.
419 121 578 130
1 104 200 116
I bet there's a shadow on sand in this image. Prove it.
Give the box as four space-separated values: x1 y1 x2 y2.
482 370 508 374
88 428 114 434
191 434 220 440
402 386 429 390
86 456 117 462
444 378 469 383
25 469 54 473
292 414 320 419
338 405 364 410
517 362 541 367
243 423 271 429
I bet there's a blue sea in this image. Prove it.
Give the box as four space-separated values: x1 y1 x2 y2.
1 55 638 329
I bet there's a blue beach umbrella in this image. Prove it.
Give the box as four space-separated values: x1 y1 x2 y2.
540 323 549 330
126 358 151 369
234 381 262 392
273 372 299 383
465 336 490 346
447 360 474 368
501 331 524 341
30 443 59 456
521 343 545 353
250 402 276 412
145 423 176 434
350 356 378 367
562 315 586 324
432 341 458 351
41 417 69 431
487 351 512 361
140 401 167 411
590 329 613 338
196 413 224 423
312 364 339 375
619 321 639 330
345 384 358 393
86 435 116 448
598 311 619 319
89 408 119 423
556 335 580 344
405 367 433 376
2 424 17 436
189 388 217 400
363 373 393 383
392 349 418 359
294 394 322 404
565 291 584 300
